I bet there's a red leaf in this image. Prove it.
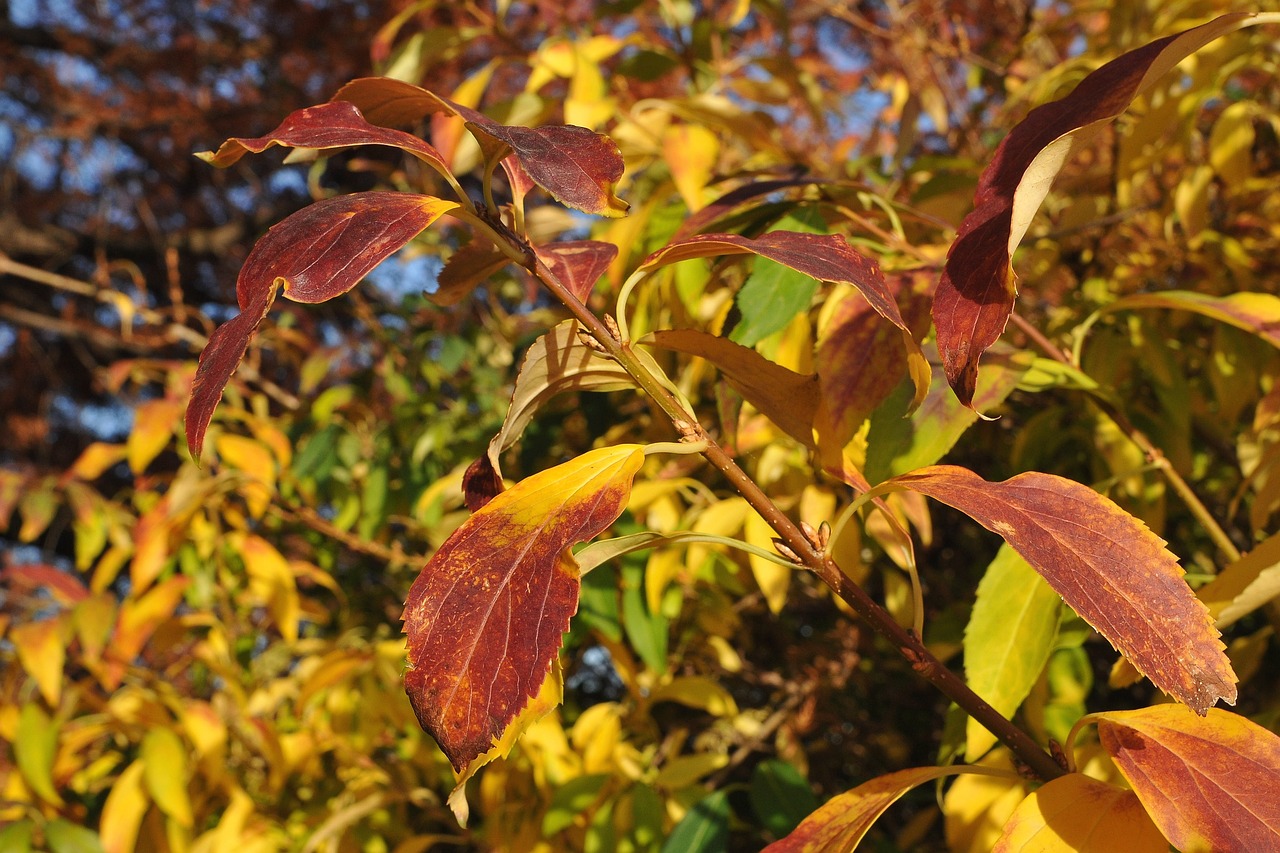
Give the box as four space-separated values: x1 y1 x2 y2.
185 192 457 459
1 565 89 606
197 101 449 174
535 240 619 303
934 12 1274 407
1097 706 1280 852
886 465 1236 714
402 445 645 771
333 76 629 217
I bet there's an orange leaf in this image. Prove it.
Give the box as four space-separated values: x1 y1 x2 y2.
185 192 457 459
11 617 68 706
1097 706 1280 853
434 238 512 305
993 774 1167 852
887 465 1236 714
765 766 964 851
130 499 172 595
934 11 1280 407
127 399 182 474
110 576 191 674
65 442 127 482
402 444 645 771
649 328 820 448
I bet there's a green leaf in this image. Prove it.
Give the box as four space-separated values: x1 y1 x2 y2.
662 790 730 853
544 774 611 836
578 563 623 642
0 821 34 853
44 820 106 853
730 209 823 347
963 544 1062 760
16 703 62 806
750 760 818 838
622 557 668 675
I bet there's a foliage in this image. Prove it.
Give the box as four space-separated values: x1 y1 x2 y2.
4 2 1280 851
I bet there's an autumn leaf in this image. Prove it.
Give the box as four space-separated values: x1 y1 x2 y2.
434 237 512 305
649 329 819 448
1097 290 1280 349
1097 705 1280 852
402 444 645 772
463 320 633 511
934 11 1280 407
765 766 965 851
186 192 457 460
993 773 1167 852
1196 531 1280 629
535 240 618 303
884 465 1236 714
196 100 450 176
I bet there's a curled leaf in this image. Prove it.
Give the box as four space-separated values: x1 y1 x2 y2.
185 192 457 459
886 465 1236 714
934 12 1280 407
402 445 645 771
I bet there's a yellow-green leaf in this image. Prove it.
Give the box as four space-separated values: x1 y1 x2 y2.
141 728 193 827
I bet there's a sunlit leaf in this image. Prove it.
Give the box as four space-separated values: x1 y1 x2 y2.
1196 531 1280 628
16 702 63 806
126 398 181 474
885 465 1236 714
766 766 963 851
100 761 149 853
44 820 105 853
464 320 633 510
67 442 127 481
992 773 1167 852
110 576 191 669
964 544 1062 760
664 124 719 212
1097 705 1280 852
11 617 67 707
141 727 194 827
535 240 618 303
403 445 645 771
197 100 449 174
2 564 88 607
648 329 819 448
240 534 300 643
650 676 738 717
934 11 1280 407
1100 290 1280 349
186 192 457 459
129 499 171 594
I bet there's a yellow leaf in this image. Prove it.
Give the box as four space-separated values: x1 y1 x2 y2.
744 509 790 613
216 434 277 519
944 751 1028 853
128 399 182 474
142 728 194 827
645 548 683 614
68 442 128 481
239 534 299 643
687 497 750 575
16 703 63 806
993 773 1166 852
130 499 172 595
11 617 67 707
650 676 738 717
655 752 728 789
664 125 719 212
571 702 624 775
101 761 150 853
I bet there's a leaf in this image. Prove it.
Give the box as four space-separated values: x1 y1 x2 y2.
127 399 181 474
1101 290 1280 349
543 773 610 836
649 329 820 448
992 773 1167 852
434 237 511 305
197 100 449 175
464 121 628 217
129 499 171 594
765 766 961 851
100 761 149 853
731 209 824 347
16 702 63 806
1097 705 1280 852
464 320 633 510
934 11 1280 407
240 534 300 643
11 617 67 707
1196 531 1280 629
141 728 193 827
331 76 456 127
402 445 645 772
964 544 1062 761
885 465 1236 714
65 442 127 481
535 240 618 303
641 231 929 407
0 822 34 853
186 192 457 459
662 791 730 853
44 820 105 853
650 676 738 717
1 564 88 606
110 576 191 668
664 124 719 212
750 760 819 839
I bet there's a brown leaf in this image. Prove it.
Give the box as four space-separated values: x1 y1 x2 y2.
535 240 618 303
434 238 512 305
402 445 645 771
331 76 455 126
197 101 449 175
934 12 1277 407
185 192 457 460
886 465 1236 714
649 328 820 447
1098 705 1280 852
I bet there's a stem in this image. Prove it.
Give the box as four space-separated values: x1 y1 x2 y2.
528 254 1066 782
1010 312 1240 563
